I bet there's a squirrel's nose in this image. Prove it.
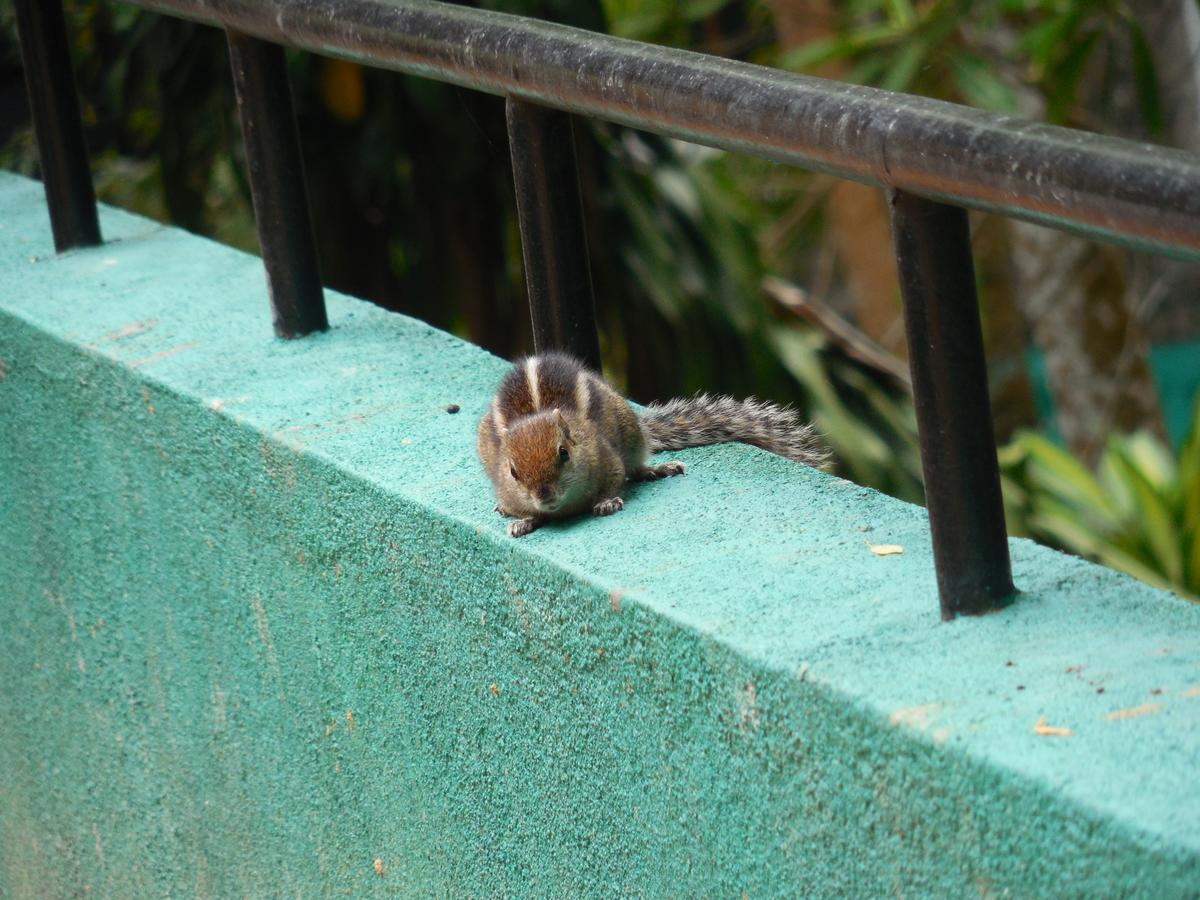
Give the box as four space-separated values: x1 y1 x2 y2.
536 485 554 503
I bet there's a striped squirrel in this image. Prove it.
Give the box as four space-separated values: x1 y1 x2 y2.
477 352 828 537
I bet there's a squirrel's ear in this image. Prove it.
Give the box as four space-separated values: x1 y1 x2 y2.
553 408 573 443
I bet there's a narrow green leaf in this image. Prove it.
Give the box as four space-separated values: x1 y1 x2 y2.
1016 432 1119 525
1045 28 1100 123
777 37 852 72
1028 497 1105 557
1094 545 1181 596
1109 446 1184 584
847 53 894 86
1128 20 1164 138
1097 449 1137 523
1117 431 1176 493
884 0 916 27
770 329 891 474
950 52 1018 112
1018 10 1082 67
683 0 733 22
1186 522 1200 598
879 40 927 93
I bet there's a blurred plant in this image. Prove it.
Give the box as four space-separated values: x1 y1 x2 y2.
1000 394 1200 601
592 126 924 498
772 0 1163 133
1 0 1182 517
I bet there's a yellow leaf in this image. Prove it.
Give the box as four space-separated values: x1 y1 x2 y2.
1033 715 1072 737
1105 702 1161 721
868 543 904 556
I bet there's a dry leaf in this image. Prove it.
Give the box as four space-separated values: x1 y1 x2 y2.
1105 702 1161 721
889 702 943 730
868 543 904 556
1033 715 1072 737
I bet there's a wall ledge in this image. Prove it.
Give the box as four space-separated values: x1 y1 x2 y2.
2 171 1198 895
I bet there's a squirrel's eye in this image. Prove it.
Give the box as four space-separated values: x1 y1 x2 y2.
509 464 519 481
558 446 570 463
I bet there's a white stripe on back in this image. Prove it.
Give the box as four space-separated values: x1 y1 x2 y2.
525 357 541 410
574 370 591 417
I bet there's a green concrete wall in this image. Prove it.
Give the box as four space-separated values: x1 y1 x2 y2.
1 170 1198 896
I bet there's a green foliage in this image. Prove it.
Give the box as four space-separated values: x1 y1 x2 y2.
600 0 736 42
773 0 1164 135
0 0 1179 544
0 5 253 238
1000 395 1200 601
593 127 924 500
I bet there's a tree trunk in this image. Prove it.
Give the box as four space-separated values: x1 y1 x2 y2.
766 0 1037 441
764 0 905 358
1124 0 1200 346
1001 20 1166 460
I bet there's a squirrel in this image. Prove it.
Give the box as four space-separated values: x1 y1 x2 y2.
477 352 828 537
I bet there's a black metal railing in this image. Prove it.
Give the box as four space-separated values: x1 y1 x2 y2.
14 0 1200 619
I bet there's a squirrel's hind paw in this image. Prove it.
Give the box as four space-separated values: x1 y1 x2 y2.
631 461 685 481
592 497 624 517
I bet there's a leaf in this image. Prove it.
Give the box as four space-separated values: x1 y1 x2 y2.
1019 8 1086 70
777 37 853 72
1117 432 1176 493
1028 497 1105 558
847 53 894 86
1185 525 1200 599
884 0 916 27
1045 28 1101 123
1033 715 1072 737
950 52 1018 112
1094 544 1178 596
770 329 891 480
683 0 733 22
879 40 928 93
868 543 904 556
1096 449 1137 524
1105 703 1161 721
603 2 670 39
1108 446 1183 584
777 23 904 71
1127 20 1164 138
1018 432 1120 528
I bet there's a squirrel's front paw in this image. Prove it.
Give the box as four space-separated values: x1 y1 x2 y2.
508 517 540 537
592 496 624 517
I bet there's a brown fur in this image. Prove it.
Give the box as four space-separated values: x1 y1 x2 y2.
478 353 662 537
478 352 826 537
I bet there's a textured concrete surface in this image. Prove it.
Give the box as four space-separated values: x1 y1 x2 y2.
1 170 1198 896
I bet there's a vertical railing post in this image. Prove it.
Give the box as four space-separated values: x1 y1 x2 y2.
505 98 602 371
13 0 101 252
226 31 328 338
888 189 1016 620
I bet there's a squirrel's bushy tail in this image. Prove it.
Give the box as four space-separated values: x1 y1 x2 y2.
640 394 829 468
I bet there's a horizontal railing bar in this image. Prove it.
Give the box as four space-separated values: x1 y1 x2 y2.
117 0 1200 263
